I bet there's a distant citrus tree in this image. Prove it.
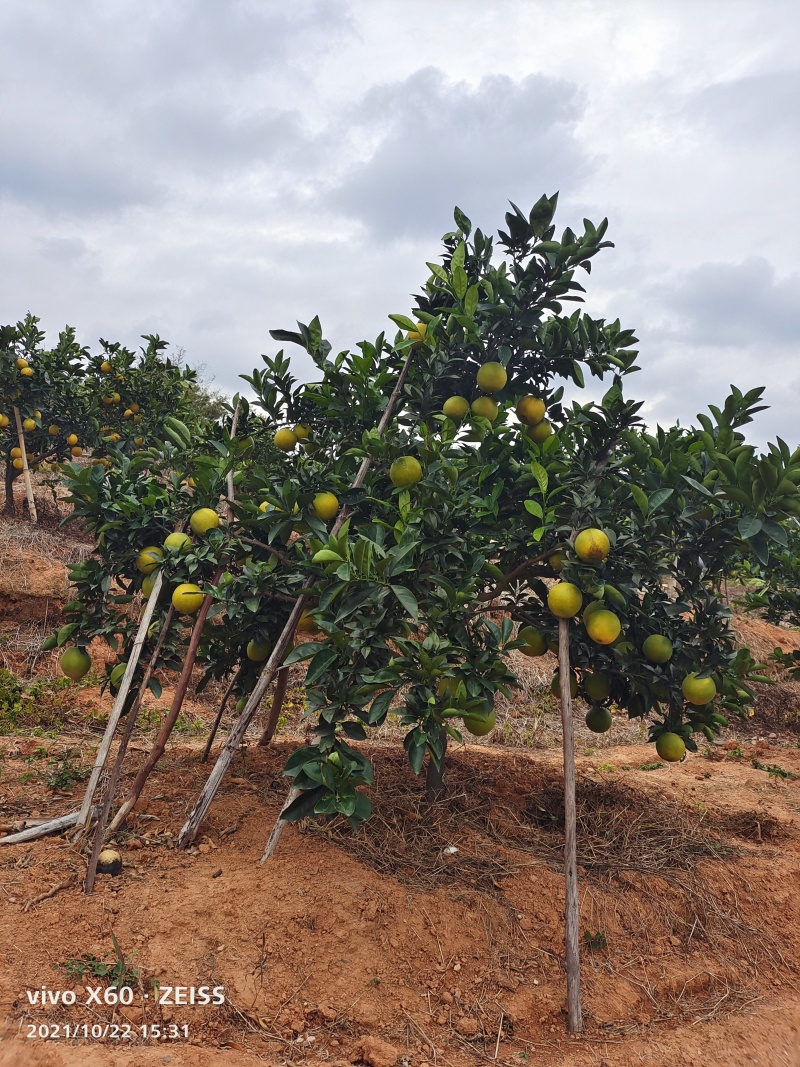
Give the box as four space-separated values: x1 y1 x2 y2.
0 315 207 515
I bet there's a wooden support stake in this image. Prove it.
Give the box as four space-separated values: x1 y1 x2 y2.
0 808 98 845
259 787 300 863
84 606 175 894
12 407 38 523
257 666 289 747
177 597 308 848
201 665 243 764
558 616 583 1034
178 345 418 851
75 571 165 829
225 398 241 521
105 566 223 837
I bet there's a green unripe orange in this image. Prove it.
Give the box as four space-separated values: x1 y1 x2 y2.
471 396 499 421
109 662 127 693
583 672 611 702
476 361 507 393
516 395 546 425
551 670 579 698
656 732 686 762
442 396 470 420
585 706 613 733
60 646 92 681
164 531 192 553
246 639 272 662
518 626 547 656
274 427 297 452
682 673 716 705
313 492 339 521
643 635 673 663
526 419 552 443
462 706 497 736
389 456 422 487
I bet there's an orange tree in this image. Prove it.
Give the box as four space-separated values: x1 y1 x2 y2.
1 315 202 514
49 197 800 831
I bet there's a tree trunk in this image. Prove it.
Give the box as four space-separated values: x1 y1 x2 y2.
257 666 290 746
425 727 448 802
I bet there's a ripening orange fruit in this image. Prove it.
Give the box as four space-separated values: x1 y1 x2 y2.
547 582 583 618
516 396 546 425
574 527 611 564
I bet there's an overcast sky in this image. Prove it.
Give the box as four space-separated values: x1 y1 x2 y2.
1 1 798 448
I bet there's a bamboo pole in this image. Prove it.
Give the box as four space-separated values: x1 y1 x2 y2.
84 606 175 893
178 344 417 851
12 407 38 523
558 617 583 1034
73 572 165 828
105 566 223 837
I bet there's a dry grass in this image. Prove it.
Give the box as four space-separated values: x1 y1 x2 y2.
0 515 92 568
307 751 736 891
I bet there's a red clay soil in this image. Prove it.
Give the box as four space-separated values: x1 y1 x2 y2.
1 737 799 1067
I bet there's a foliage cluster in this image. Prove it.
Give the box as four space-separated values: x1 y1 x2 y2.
38 196 800 828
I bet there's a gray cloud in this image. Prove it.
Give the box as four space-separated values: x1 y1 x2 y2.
325 69 590 237
693 69 800 143
0 0 347 214
656 257 800 348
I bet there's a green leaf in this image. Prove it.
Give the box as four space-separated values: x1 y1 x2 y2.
451 240 466 272
630 484 648 517
367 689 395 725
148 676 162 699
464 284 479 318
524 499 543 519
761 518 788 546
648 487 673 512
305 647 339 685
453 206 472 235
530 460 548 495
748 531 770 566
682 475 718 501
390 584 419 619
312 549 345 564
56 623 79 647
388 313 417 333
453 265 468 301
281 785 326 822
283 641 327 666
427 262 450 284
737 516 762 539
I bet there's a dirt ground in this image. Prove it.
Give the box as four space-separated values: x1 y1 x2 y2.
1 515 800 1066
